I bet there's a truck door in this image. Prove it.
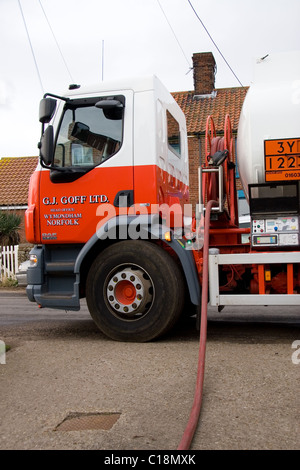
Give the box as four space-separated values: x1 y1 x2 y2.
38 91 134 244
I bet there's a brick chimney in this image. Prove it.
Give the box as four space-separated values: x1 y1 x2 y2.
192 52 216 96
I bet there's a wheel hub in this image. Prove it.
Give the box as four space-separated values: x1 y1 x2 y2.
106 266 153 318
115 280 136 305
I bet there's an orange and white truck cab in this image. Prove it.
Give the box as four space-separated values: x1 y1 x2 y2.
26 76 189 245
25 76 198 342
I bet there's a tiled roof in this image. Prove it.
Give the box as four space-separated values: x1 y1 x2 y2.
172 86 248 134
0 156 38 206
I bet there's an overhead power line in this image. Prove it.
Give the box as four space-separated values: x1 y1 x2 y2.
18 0 44 94
187 0 243 87
38 0 74 83
156 0 192 71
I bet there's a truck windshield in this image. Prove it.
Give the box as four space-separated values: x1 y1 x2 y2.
53 99 124 168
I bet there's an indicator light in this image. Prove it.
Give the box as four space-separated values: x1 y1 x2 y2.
164 231 172 242
29 254 38 266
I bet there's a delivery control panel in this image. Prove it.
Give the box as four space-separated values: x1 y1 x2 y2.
249 182 300 248
251 216 299 247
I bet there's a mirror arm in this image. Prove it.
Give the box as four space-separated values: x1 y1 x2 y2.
39 157 50 169
43 92 69 103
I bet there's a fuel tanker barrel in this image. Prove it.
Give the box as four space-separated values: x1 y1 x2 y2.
236 51 300 202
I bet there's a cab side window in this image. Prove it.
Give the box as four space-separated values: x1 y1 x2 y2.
167 110 181 158
54 101 123 168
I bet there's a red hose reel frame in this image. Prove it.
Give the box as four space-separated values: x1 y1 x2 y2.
202 114 238 227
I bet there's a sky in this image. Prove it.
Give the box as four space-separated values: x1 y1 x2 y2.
0 0 299 158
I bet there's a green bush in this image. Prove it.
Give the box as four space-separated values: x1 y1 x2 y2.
0 211 21 246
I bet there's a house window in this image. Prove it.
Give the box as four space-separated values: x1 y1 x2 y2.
167 110 181 157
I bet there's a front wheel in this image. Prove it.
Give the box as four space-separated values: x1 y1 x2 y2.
86 241 185 342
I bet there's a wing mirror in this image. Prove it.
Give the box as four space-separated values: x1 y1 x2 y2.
39 98 57 124
95 98 123 110
95 99 124 120
39 125 54 166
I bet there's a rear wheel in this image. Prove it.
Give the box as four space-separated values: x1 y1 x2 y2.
86 240 185 342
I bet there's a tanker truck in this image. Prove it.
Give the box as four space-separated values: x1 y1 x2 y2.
25 51 300 341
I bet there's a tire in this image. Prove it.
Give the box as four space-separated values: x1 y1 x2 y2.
86 240 185 342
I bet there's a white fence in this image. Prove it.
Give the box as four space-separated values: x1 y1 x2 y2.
0 245 19 281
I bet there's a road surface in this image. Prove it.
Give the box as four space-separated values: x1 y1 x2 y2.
0 289 299 451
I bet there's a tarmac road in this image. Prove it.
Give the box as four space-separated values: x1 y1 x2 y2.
0 288 299 451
